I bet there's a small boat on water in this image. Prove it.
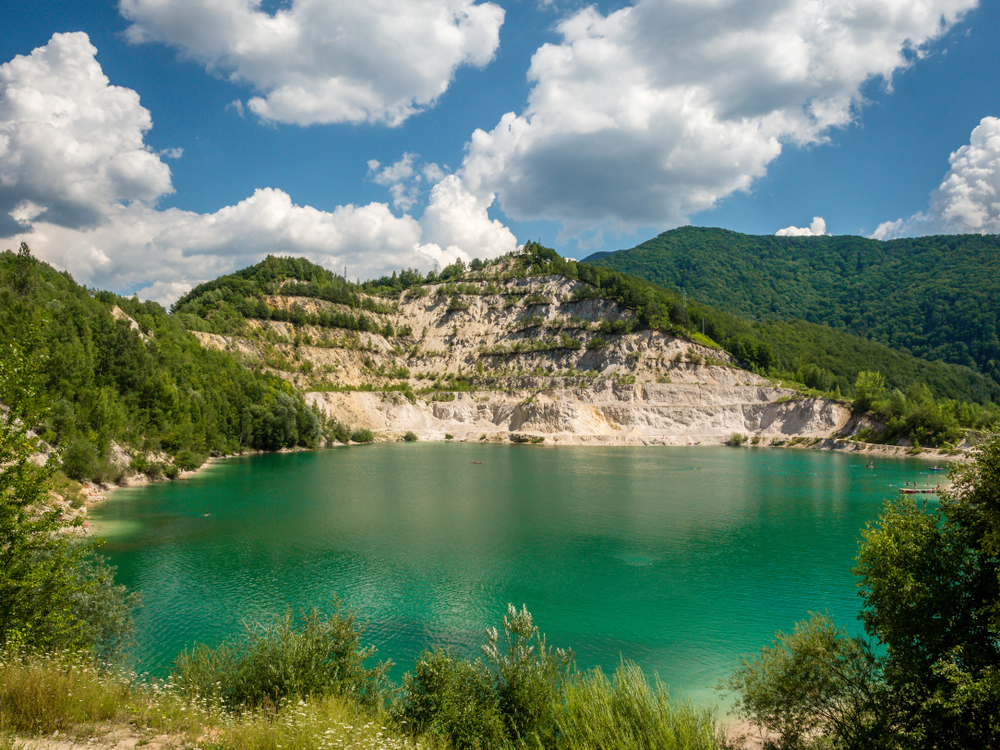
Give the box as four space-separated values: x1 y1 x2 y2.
930 466 947 471
471 461 483 464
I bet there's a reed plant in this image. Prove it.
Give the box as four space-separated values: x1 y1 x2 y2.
557 662 718 750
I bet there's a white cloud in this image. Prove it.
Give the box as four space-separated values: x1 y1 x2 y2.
419 174 517 263
870 218 907 240
0 31 174 236
3 35 516 304
368 153 425 212
460 0 977 235
927 116 1000 233
871 116 1000 239
776 216 827 237
119 0 505 126
13 192 434 303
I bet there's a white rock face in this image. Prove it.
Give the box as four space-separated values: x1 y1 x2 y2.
194 269 852 444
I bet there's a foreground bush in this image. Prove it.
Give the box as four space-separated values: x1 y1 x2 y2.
172 604 390 711
397 647 506 749
398 604 720 750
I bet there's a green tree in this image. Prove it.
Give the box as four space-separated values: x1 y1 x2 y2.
853 370 886 412
728 433 1000 749
855 436 1000 748
724 613 895 749
0 342 135 658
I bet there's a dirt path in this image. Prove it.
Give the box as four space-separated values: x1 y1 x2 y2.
13 727 199 750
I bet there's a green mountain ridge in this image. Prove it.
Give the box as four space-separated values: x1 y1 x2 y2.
584 226 1000 387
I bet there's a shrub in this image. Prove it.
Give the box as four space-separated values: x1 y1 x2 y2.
331 421 351 443
350 428 374 444
723 613 885 750
173 449 206 472
60 436 101 482
172 605 390 711
403 431 418 442
397 648 506 750
444 433 454 440
483 604 574 745
726 433 748 446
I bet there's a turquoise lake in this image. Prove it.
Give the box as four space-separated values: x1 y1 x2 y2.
90 444 940 706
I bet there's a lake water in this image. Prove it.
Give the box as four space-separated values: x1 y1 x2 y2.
91 444 939 705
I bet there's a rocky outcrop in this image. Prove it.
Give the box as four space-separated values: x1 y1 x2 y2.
193 269 853 444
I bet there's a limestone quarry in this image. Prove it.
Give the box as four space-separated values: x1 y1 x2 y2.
191 271 852 446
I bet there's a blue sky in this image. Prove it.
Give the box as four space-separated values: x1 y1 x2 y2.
2 0 998 303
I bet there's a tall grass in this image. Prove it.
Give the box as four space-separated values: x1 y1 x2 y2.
558 662 718 750
396 606 722 750
0 651 426 750
0 649 206 736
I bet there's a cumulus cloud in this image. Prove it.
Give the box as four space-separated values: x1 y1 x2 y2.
3 35 516 304
927 116 1000 233
118 0 505 126
460 0 977 234
419 174 517 264
16 191 431 298
776 216 827 237
871 116 1000 240
0 32 174 237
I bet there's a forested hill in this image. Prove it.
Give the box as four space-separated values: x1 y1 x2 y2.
583 227 1000 387
177 245 999 407
0 245 323 484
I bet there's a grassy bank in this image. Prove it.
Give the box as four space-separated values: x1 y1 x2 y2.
1 606 727 750
0 649 423 750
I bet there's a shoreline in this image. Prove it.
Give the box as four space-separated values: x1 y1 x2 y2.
78 435 963 525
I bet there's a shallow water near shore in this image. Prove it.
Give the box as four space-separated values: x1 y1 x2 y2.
91 444 942 706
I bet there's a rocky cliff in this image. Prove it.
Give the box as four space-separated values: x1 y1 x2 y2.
192 270 851 445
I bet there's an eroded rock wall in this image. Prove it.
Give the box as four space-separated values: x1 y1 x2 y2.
195 271 852 444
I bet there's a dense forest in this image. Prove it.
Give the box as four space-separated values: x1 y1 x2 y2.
0 245 323 482
584 227 1000 387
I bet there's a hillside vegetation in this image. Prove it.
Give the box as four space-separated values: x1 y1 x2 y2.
175 244 1000 446
178 242 998 406
0 245 323 483
585 226 1000 388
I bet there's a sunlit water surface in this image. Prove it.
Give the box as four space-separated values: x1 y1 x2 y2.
91 444 940 705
